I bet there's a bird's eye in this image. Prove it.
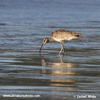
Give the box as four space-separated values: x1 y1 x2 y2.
43 39 46 43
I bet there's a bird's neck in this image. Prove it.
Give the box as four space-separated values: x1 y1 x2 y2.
48 38 54 42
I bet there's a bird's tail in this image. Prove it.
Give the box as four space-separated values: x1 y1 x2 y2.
75 33 82 38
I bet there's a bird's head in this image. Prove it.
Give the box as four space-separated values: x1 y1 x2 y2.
42 38 49 44
39 38 49 52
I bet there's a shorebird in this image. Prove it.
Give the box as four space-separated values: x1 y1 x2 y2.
40 29 81 54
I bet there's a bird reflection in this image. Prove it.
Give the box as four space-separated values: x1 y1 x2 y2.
40 54 79 87
41 54 78 75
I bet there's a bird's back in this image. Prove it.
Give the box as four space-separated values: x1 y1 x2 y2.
51 29 81 42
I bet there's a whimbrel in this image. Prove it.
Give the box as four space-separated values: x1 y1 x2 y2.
40 29 81 54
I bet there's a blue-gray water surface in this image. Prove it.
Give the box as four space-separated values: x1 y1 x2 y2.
0 0 100 100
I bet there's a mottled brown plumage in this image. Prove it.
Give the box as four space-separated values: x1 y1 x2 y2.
40 29 81 54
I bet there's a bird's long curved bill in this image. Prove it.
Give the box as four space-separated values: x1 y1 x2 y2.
39 43 44 52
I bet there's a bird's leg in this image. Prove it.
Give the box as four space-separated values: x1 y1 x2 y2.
59 43 67 55
59 54 64 63
62 44 64 53
59 43 64 54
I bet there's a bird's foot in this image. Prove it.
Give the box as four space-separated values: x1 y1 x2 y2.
59 52 67 56
63 52 67 56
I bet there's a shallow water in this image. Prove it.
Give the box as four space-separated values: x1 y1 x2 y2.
0 0 100 100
